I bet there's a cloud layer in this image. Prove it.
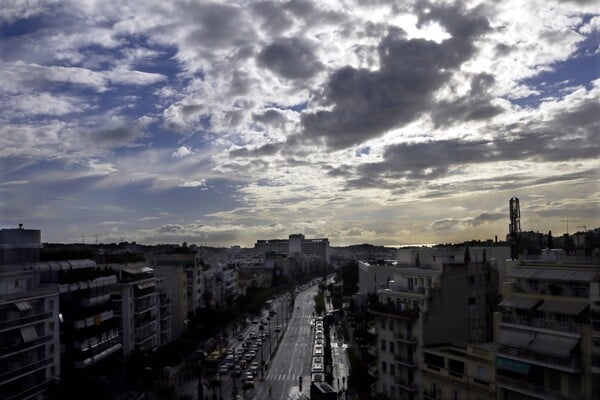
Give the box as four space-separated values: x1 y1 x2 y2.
1 0 598 246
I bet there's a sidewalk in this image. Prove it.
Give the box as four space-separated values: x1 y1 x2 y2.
325 293 351 395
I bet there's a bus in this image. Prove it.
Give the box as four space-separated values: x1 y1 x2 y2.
204 348 225 375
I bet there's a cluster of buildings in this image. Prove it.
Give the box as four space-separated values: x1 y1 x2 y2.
358 246 600 399
0 227 331 399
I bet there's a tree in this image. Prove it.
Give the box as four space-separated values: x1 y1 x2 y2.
548 230 553 248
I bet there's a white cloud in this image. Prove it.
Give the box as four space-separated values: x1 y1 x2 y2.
171 146 193 158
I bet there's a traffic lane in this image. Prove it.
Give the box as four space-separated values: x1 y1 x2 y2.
255 287 316 399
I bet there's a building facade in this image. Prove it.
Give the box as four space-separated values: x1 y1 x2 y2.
494 261 600 399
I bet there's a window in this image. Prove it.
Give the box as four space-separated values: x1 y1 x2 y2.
452 389 460 400
381 339 387 351
381 361 387 373
468 276 475 285
390 341 395 353
468 297 476 305
476 365 485 381
390 364 395 376
389 320 394 331
381 318 386 329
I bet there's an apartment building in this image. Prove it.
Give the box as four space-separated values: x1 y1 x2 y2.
421 344 496 400
156 277 172 346
0 269 60 400
494 261 600 399
255 233 331 264
365 251 497 400
35 260 121 372
112 266 159 355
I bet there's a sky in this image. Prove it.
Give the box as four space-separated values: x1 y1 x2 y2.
0 0 599 247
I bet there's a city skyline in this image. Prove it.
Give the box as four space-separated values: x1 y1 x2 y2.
1 1 599 247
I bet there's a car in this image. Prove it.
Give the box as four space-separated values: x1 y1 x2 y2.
249 331 257 339
250 345 258 352
255 339 262 346
233 365 242 376
274 325 282 332
314 345 323 356
235 348 244 356
219 364 229 374
311 373 324 382
261 319 268 325
261 332 269 339
313 356 323 364
243 371 254 385
314 338 324 346
244 353 254 361
237 334 244 340
252 319 258 324
311 363 323 373
250 362 259 376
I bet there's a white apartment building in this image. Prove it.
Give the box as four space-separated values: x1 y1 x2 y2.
0 268 60 400
255 233 331 264
112 266 159 355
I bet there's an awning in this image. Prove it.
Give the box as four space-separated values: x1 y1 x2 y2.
498 329 534 349
20 326 38 343
14 301 33 312
537 299 588 316
496 357 531 375
529 333 579 358
499 296 542 310
136 281 156 290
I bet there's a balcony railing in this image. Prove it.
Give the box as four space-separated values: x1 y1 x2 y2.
497 375 571 400
0 334 53 357
393 332 417 344
368 302 419 320
393 377 418 392
394 354 417 368
367 364 378 378
0 312 53 332
501 314 580 334
498 345 581 372
0 357 53 384
367 344 378 356
367 321 377 335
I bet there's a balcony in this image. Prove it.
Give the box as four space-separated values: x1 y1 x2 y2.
0 334 53 358
498 345 581 373
502 314 581 334
367 364 378 378
0 312 53 332
393 332 417 344
370 382 379 398
368 301 419 320
423 389 441 400
394 354 417 368
497 375 571 400
134 299 156 314
0 357 53 384
367 321 377 335
393 377 418 392
367 344 378 356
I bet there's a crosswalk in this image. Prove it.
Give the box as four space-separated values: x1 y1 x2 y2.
265 372 299 381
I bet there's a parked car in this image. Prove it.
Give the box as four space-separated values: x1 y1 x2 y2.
275 325 282 332
219 364 229 374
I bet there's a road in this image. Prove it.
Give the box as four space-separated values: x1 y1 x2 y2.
198 291 293 400
254 286 317 400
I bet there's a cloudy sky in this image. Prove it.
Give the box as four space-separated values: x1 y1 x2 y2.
1 0 598 247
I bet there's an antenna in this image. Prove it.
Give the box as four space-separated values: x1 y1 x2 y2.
560 219 580 235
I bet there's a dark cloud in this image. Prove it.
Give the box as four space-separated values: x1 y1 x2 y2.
251 1 294 35
352 94 600 185
182 2 256 56
229 143 281 158
431 218 461 231
301 3 491 149
467 212 505 226
92 126 143 147
253 109 286 125
431 73 504 127
257 37 323 80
